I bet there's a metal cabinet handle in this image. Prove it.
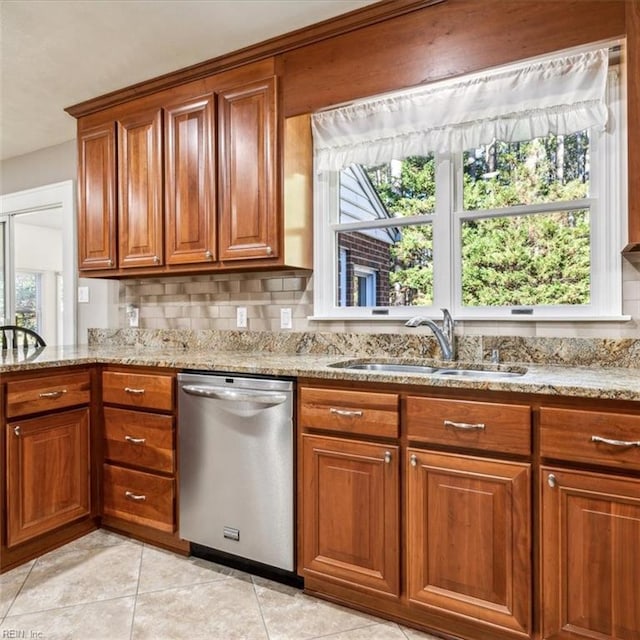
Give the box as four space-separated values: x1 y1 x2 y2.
591 435 640 448
153 256 160 264
13 426 21 437
266 246 273 256
444 419 485 430
39 389 67 399
107 258 113 266
410 454 418 467
125 436 146 445
329 408 363 418
124 387 145 395
384 451 392 464
547 474 557 488
204 250 213 259
125 491 146 501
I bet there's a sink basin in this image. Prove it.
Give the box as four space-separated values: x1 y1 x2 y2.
328 361 441 374
328 359 527 378
435 368 526 379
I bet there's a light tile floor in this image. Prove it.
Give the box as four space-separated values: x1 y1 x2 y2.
0 531 443 640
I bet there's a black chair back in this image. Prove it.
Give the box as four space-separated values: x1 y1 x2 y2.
0 325 47 350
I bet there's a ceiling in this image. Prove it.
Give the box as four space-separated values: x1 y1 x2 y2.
0 0 378 162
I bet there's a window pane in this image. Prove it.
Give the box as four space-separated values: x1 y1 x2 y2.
337 225 433 307
463 132 590 210
0 221 5 323
340 156 436 224
15 272 41 331
461 210 590 307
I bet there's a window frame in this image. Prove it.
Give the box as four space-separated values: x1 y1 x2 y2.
312 60 626 322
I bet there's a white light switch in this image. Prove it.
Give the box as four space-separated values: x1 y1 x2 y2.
280 308 292 329
237 307 247 328
77 286 89 303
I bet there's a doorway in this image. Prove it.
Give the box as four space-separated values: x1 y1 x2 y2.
0 181 76 346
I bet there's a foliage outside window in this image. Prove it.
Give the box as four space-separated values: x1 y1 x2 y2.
313 48 625 321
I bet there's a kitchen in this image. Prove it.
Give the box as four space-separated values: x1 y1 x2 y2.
1 1 639 639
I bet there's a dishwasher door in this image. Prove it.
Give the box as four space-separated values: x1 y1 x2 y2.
178 373 294 571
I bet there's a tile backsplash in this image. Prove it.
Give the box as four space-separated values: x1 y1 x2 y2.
119 261 640 338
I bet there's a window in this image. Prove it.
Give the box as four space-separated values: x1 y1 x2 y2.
312 46 626 321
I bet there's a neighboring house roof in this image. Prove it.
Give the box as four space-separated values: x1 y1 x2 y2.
339 165 398 244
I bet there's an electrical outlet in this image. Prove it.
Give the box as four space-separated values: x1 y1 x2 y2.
126 304 139 328
77 286 89 303
280 308 292 329
236 306 247 328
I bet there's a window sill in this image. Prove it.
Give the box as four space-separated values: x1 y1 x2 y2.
308 314 632 323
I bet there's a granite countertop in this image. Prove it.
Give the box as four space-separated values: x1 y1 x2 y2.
1 344 639 402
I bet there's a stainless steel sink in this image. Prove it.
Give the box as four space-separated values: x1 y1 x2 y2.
435 368 526 379
328 359 527 378
328 361 441 374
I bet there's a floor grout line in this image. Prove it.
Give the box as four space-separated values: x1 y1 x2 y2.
128 542 145 640
2 594 136 620
250 575 272 640
2 558 38 622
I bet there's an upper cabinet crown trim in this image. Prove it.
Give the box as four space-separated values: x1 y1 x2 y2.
64 0 444 118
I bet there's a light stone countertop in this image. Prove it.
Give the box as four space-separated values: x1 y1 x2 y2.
1 344 639 403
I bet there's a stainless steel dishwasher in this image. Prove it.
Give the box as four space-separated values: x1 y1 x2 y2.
178 372 294 572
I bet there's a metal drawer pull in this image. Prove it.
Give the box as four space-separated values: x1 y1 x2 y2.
384 451 392 464
124 387 145 395
591 435 640 448
13 426 21 437
329 408 363 418
125 436 146 445
444 419 485 430
410 454 418 467
547 474 557 488
125 491 147 501
39 389 67 399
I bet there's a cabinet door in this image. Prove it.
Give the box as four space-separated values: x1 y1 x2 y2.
218 77 278 261
407 449 531 637
164 94 216 265
301 434 400 597
6 409 90 547
541 466 640 640
118 108 163 268
77 123 117 270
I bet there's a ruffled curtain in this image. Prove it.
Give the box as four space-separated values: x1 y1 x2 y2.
312 49 609 172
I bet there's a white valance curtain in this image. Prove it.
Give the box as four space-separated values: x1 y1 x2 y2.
312 49 609 172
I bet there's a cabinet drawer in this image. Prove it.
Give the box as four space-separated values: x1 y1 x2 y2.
103 464 174 532
540 407 640 471
104 408 174 473
300 387 399 438
406 397 531 456
6 370 91 418
102 371 174 411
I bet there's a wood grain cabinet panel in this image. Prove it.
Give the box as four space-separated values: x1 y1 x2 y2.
6 409 90 547
6 371 91 418
407 449 531 638
299 387 399 438
164 94 216 265
406 396 531 456
541 466 640 639
104 407 174 474
102 371 174 411
77 123 117 270
218 76 278 261
117 108 163 268
301 434 400 598
103 464 174 533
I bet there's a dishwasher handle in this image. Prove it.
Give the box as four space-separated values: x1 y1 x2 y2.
180 384 288 409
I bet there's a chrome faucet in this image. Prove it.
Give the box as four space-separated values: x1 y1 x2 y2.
405 308 456 361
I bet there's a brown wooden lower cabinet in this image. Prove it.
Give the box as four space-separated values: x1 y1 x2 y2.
407 449 531 638
6 408 91 548
301 434 400 598
540 466 640 640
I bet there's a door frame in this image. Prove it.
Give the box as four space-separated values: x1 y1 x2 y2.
0 180 76 345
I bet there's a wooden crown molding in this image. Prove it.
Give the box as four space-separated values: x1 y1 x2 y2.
64 0 445 118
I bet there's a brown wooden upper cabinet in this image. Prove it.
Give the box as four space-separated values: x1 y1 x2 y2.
73 59 311 277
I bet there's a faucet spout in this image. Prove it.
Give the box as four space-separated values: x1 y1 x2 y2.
405 308 456 361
